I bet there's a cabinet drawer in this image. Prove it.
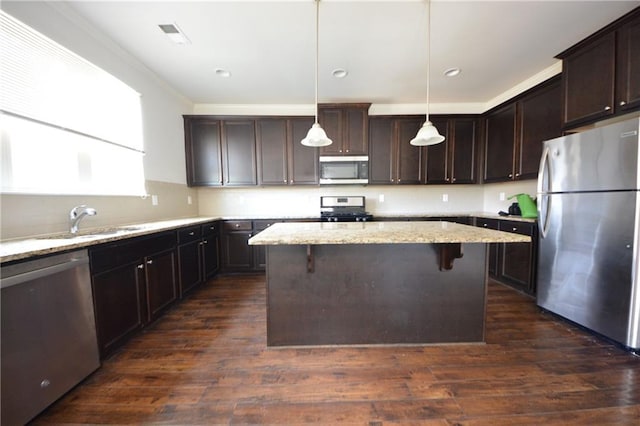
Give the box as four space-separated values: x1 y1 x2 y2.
201 221 219 237
499 221 535 236
223 220 252 232
178 226 201 244
475 217 500 230
90 232 177 274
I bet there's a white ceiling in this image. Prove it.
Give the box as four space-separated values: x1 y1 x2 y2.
61 1 638 110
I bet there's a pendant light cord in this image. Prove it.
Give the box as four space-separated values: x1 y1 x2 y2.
314 0 320 124
425 0 431 122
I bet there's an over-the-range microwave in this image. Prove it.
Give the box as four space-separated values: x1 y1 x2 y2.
319 156 368 185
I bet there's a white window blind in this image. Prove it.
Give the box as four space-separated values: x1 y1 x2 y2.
0 10 146 196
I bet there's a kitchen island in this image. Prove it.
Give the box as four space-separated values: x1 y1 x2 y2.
249 221 530 346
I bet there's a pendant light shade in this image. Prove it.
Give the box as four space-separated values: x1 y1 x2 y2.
301 0 332 147
410 0 444 147
410 121 445 146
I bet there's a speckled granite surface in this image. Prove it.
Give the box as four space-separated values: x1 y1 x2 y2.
248 221 531 246
0 217 217 263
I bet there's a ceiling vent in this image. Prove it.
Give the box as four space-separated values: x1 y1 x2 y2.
158 23 190 45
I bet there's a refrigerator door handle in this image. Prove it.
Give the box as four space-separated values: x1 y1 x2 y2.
538 194 551 239
537 146 550 195
538 146 551 239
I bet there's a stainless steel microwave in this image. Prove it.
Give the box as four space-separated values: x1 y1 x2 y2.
319 156 368 185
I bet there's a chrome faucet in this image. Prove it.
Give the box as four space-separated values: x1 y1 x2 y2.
69 205 97 234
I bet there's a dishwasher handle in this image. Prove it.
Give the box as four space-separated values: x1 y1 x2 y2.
1 255 89 289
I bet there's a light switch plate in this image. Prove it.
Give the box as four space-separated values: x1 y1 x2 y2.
151 195 158 206
379 194 385 203
442 194 448 202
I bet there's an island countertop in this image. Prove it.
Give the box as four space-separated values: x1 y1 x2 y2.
248 221 530 246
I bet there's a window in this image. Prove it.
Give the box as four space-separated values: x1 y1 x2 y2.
0 10 146 196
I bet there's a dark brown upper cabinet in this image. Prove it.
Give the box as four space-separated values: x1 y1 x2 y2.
256 117 318 185
425 116 478 184
369 116 424 185
318 103 370 156
184 117 223 186
483 76 561 183
558 7 640 128
221 120 257 186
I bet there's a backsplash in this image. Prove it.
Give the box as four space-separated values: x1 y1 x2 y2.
0 181 199 240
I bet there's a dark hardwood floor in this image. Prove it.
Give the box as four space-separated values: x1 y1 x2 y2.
32 274 640 425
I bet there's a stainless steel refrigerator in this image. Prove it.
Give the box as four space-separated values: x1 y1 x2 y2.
537 117 640 351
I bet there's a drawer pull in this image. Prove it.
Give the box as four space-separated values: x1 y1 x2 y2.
604 105 611 111
40 379 51 388
620 101 627 106
147 259 153 265
137 264 144 270
512 227 517 231
483 224 488 227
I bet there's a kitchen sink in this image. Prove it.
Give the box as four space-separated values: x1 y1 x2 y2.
37 226 146 240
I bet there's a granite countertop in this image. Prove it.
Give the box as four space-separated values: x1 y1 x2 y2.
0 217 218 263
248 221 531 246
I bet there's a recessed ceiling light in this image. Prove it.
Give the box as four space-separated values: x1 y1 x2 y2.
444 67 461 77
215 68 231 78
332 68 348 78
158 23 190 45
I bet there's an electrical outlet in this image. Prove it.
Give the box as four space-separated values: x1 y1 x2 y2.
151 195 158 206
499 192 506 201
442 193 448 202
379 194 385 203
187 195 192 205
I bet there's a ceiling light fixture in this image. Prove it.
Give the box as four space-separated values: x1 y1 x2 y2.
301 0 332 147
332 68 348 79
410 0 444 146
444 67 461 77
158 23 190 45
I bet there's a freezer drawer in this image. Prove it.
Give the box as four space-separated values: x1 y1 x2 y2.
537 191 639 348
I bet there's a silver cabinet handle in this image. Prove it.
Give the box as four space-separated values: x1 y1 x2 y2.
604 106 611 111
189 231 195 236
483 224 488 227
40 379 51 388
137 264 144 270
512 227 517 231
203 240 208 244
146 259 153 265
620 101 627 106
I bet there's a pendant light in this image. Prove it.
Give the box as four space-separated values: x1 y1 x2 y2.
410 0 445 146
301 0 332 147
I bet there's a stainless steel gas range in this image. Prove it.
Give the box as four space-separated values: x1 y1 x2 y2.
320 196 373 222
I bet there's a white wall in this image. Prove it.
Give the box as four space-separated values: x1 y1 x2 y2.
1 1 192 185
0 2 196 239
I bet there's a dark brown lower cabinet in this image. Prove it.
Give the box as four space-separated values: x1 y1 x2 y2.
221 219 282 273
474 217 537 295
178 221 221 296
89 232 178 359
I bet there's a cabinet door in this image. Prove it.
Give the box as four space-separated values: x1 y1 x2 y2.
499 222 535 294
562 32 616 126
289 117 319 184
92 262 146 357
344 107 368 155
451 118 477 184
517 78 561 180
475 218 500 278
257 118 288 185
425 118 450 184
318 107 343 155
178 241 201 297
222 232 252 270
222 120 257 186
368 117 394 184
145 249 178 322
202 234 220 279
616 14 640 112
395 118 423 184
185 118 222 186
484 103 516 183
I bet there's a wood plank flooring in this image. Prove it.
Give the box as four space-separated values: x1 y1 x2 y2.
32 274 640 425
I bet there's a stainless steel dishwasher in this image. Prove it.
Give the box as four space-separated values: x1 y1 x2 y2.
1 249 100 425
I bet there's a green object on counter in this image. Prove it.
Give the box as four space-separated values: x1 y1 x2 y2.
509 193 537 218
